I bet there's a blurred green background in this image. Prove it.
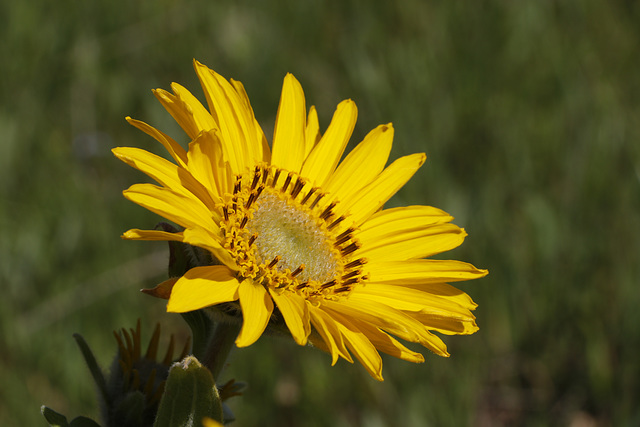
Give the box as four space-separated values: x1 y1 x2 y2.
2 0 639 425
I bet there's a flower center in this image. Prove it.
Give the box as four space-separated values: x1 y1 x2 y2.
246 193 338 283
219 165 368 299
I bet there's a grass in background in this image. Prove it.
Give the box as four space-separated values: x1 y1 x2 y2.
1 0 639 425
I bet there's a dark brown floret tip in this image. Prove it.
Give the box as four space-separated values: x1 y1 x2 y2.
251 166 261 190
291 177 305 198
334 227 355 246
328 216 345 231
282 172 293 192
267 256 281 268
301 187 317 205
320 202 337 219
341 270 361 280
310 192 324 209
340 242 360 256
295 281 310 290
320 279 337 290
291 264 305 278
344 258 367 269
272 169 282 187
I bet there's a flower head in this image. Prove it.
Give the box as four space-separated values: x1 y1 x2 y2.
107 320 190 426
114 60 487 380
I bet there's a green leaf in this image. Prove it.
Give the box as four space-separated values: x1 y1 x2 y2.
68 416 102 427
41 406 69 427
154 356 223 427
73 334 109 405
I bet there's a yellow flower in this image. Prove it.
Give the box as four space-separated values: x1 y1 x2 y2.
114 60 487 381
202 417 223 427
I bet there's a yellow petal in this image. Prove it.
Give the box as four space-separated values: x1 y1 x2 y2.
300 99 357 187
358 223 467 261
347 318 424 363
230 78 270 163
125 117 187 167
328 297 450 357
122 228 184 242
341 153 426 226
123 183 218 232
187 130 233 198
350 283 477 320
324 123 393 204
113 146 217 209
307 302 353 364
405 327 449 357
202 417 224 427
235 280 274 347
323 297 435 347
152 89 194 137
271 74 307 172
172 82 218 137
112 146 178 186
360 205 453 233
269 290 310 346
411 311 479 335
152 86 216 140
328 310 383 381
193 60 260 174
182 228 236 270
171 82 219 131
366 259 488 285
304 106 320 158
167 265 240 313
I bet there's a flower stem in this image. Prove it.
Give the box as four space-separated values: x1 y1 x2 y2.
202 321 241 381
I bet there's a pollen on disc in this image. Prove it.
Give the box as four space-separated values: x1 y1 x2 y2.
247 193 339 283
